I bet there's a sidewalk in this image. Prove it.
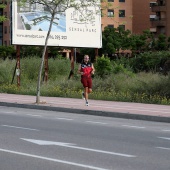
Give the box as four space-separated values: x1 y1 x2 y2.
0 93 170 123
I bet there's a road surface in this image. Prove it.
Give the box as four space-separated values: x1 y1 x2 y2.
0 106 170 170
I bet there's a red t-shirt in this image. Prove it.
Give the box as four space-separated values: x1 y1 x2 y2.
81 62 93 78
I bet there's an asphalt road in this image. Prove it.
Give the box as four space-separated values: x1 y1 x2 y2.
0 106 170 170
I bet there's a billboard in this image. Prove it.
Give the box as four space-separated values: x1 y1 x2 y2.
12 1 102 48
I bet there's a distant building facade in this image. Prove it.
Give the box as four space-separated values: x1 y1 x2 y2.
0 1 11 46
101 0 155 33
151 0 170 37
101 0 170 37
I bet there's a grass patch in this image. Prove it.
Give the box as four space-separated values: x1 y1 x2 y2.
0 57 170 105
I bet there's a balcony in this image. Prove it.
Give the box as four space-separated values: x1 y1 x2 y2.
152 5 166 12
151 18 166 27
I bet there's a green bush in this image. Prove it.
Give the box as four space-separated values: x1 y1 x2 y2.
95 56 112 77
129 51 170 72
0 58 16 84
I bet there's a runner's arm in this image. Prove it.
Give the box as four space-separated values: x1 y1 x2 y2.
78 64 84 75
91 64 95 74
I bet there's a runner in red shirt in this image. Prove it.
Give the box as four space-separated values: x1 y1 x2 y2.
78 55 95 106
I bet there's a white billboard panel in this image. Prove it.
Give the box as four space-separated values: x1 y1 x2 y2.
12 1 102 48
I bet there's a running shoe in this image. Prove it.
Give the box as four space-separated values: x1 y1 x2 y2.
85 101 89 106
82 92 85 100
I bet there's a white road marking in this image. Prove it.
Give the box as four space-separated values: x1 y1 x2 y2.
26 114 42 117
1 125 39 131
86 121 108 125
162 130 170 132
21 138 136 158
158 137 170 140
156 147 170 151
3 112 15 114
122 125 146 129
0 148 108 170
21 138 75 146
55 117 73 121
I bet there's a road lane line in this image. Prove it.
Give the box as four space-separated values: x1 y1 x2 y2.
158 137 170 140
162 130 170 132
2 112 15 114
55 117 73 121
86 121 108 125
0 149 109 170
1 125 39 131
156 147 170 151
122 125 146 129
26 114 42 117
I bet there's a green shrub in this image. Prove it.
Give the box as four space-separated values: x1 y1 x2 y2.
0 58 15 84
95 56 112 77
129 51 170 72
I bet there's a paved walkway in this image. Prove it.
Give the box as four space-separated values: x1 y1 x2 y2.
0 93 170 123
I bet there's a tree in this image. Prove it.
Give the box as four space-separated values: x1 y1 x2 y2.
18 0 101 103
129 30 153 54
0 3 8 22
102 27 131 56
0 46 16 59
155 34 168 51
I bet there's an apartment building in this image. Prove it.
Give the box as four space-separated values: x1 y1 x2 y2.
0 5 3 45
101 0 155 34
0 0 11 46
0 0 170 46
101 0 133 31
151 0 170 37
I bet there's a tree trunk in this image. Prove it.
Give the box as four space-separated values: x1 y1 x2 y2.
36 12 55 104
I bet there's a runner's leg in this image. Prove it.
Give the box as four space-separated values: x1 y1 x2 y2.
84 87 89 101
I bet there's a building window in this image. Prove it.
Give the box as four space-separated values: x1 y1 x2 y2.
150 15 156 21
150 2 157 7
4 26 7 34
119 25 125 30
101 9 104 17
107 25 114 28
107 9 114 17
4 41 7 46
119 10 125 17
0 7 3 16
119 0 125 2
4 12 7 18
108 0 114 2
4 0 8 5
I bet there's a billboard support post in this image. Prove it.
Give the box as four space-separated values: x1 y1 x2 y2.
16 45 21 87
71 48 74 71
95 48 98 62
44 47 48 82
68 48 74 79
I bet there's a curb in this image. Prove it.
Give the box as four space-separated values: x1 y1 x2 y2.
0 102 170 123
